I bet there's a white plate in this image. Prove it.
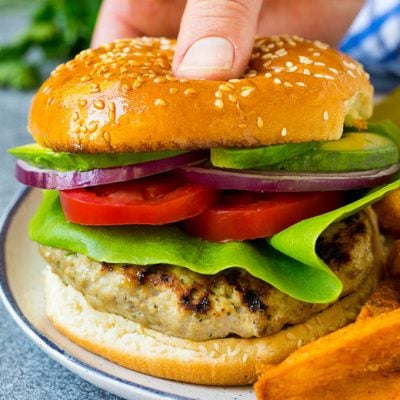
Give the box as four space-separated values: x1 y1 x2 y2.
0 188 255 400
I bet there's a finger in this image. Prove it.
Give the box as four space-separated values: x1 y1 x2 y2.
173 0 263 80
91 0 142 48
91 0 186 48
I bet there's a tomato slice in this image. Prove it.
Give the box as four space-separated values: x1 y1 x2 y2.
60 175 218 225
182 191 344 242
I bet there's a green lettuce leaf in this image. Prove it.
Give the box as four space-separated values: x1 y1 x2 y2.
9 143 187 172
30 179 400 304
270 178 400 270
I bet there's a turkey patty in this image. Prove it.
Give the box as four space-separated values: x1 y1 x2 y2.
40 210 379 341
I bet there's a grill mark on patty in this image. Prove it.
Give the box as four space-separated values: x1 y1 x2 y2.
317 214 367 268
243 290 265 312
181 287 210 313
224 269 267 312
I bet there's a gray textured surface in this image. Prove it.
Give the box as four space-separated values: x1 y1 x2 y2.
0 7 121 400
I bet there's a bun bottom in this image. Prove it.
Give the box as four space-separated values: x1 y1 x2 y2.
45 266 378 386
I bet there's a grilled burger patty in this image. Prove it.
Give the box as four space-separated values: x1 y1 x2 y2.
40 211 378 341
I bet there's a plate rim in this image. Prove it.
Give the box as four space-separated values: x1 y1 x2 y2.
0 187 195 400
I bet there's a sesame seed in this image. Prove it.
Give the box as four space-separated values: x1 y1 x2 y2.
264 72 272 78
80 76 91 83
108 102 116 112
299 56 312 65
288 66 298 72
184 88 197 96
286 61 294 68
94 100 105 110
228 94 237 103
154 98 167 107
273 77 282 84
165 74 177 82
241 87 255 97
153 77 166 83
214 99 224 109
261 53 273 60
314 61 326 66
295 81 306 87
133 80 142 88
238 123 247 128
257 117 264 128
169 88 178 94
284 81 293 87
313 52 321 57
303 68 311 75
102 131 110 143
215 90 222 99
328 67 338 75
324 111 329 121
344 60 357 70
88 121 98 132
347 70 356 78
314 40 329 50
228 78 240 83
219 84 232 92
274 67 283 73
275 48 287 57
313 73 325 79
244 70 257 78
281 127 287 136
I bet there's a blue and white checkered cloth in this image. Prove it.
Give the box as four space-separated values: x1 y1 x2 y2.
340 0 400 92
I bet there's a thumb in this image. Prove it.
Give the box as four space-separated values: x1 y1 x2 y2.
172 0 262 80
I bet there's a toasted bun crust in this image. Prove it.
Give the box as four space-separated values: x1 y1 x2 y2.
45 261 378 386
29 36 373 153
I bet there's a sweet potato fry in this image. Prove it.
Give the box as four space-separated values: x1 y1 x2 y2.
255 307 400 400
374 189 400 236
357 278 400 319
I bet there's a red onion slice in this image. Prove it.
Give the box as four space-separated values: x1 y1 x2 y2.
179 164 400 192
16 151 208 190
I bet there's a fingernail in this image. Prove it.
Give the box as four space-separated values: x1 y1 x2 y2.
178 37 234 73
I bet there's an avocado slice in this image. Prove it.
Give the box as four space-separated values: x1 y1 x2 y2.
210 142 317 169
8 143 187 172
277 132 399 172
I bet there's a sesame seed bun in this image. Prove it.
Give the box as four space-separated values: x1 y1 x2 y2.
29 35 373 153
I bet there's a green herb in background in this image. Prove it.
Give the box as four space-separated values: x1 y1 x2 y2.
0 0 101 90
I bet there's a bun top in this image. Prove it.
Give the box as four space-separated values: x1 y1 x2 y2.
29 35 373 153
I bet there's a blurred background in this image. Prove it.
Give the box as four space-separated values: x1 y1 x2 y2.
0 1 398 399
0 0 101 90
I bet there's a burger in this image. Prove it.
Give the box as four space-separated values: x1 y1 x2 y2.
9 35 400 385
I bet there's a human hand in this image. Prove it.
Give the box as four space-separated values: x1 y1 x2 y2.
91 0 364 80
